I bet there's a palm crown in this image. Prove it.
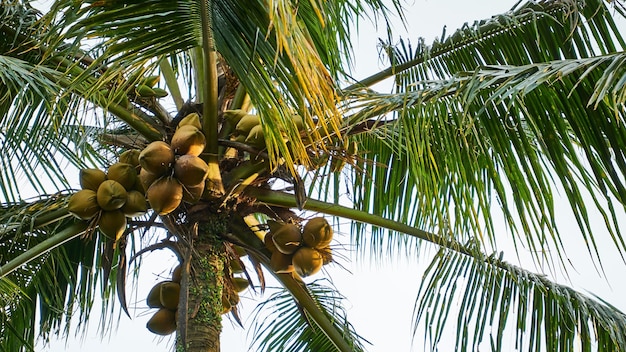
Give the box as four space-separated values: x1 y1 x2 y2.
2 0 626 351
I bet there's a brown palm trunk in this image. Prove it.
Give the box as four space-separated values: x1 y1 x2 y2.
176 222 225 352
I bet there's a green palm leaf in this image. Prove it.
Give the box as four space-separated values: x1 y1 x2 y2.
414 244 626 351
250 279 368 352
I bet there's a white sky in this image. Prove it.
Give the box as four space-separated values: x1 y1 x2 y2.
34 1 626 351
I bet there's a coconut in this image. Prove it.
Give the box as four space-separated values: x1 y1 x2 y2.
292 247 323 278
138 168 160 193
229 259 244 274
233 245 247 257
231 277 249 292
171 125 206 156
96 180 127 211
159 281 180 310
119 149 141 168
146 282 164 308
264 232 277 253
245 124 265 148
107 162 137 191
139 141 175 175
121 190 148 217
146 308 176 335
235 114 260 136
68 189 101 220
302 217 333 248
182 181 205 204
174 154 208 187
79 168 107 191
147 177 183 215
271 223 302 255
171 265 182 283
318 246 333 265
98 210 127 241
177 112 202 130
270 251 294 273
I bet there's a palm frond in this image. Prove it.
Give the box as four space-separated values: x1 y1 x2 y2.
336 0 626 266
414 243 626 352
0 195 100 352
249 279 368 352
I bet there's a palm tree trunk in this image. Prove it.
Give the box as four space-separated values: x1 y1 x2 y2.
177 223 225 352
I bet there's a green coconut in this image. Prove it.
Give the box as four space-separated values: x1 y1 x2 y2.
302 217 333 248
107 162 137 191
271 223 302 255
121 190 148 217
98 210 127 241
68 189 101 220
139 141 175 175
292 247 323 278
147 177 183 215
146 308 176 336
79 168 107 192
96 180 127 211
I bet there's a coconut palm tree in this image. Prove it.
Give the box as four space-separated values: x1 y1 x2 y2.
2 0 626 351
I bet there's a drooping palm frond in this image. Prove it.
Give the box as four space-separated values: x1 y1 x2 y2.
336 0 626 266
413 243 626 352
249 279 368 352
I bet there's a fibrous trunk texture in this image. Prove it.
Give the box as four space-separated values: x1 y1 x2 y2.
177 221 225 352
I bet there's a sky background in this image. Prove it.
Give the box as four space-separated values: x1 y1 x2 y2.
32 0 626 351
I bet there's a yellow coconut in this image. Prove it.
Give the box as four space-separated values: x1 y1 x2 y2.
139 141 175 175
146 308 176 336
271 223 302 255
231 277 250 292
177 112 202 130
98 210 127 241
170 125 206 156
292 247 323 278
96 180 127 211
235 114 260 136
147 177 183 215
182 181 205 204
121 190 148 217
79 168 107 192
159 281 180 310
118 149 141 168
146 282 164 308
245 124 265 148
68 189 101 220
270 251 294 273
107 162 137 191
302 217 333 248
138 168 160 193
174 154 208 187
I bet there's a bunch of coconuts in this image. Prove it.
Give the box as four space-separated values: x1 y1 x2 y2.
224 109 304 149
139 112 209 215
145 265 182 335
67 149 147 241
264 217 333 278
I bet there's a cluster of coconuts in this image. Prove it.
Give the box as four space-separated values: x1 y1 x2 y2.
224 109 304 149
145 265 182 335
67 150 148 241
138 112 209 215
264 217 333 278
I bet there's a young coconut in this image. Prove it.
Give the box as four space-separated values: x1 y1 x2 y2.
68 189 101 220
245 124 265 148
98 210 127 241
177 112 202 130
139 141 175 175
182 181 205 203
231 277 250 292
174 154 208 187
107 162 137 191
138 168 160 193
171 264 182 283
96 180 127 211
79 168 107 191
270 251 294 273
271 223 302 255
159 281 180 310
170 125 206 156
147 177 183 215
302 217 333 248
121 190 148 217
146 308 176 336
292 247 323 278
235 113 260 136
118 149 141 168
146 282 165 308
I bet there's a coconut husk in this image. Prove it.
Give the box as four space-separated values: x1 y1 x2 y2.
96 180 128 211
170 125 206 156
271 223 302 255
302 217 333 248
107 162 138 191
292 247 323 278
174 154 208 187
147 177 183 215
139 141 175 175
79 168 107 192
68 189 101 220
98 210 127 241
121 190 148 217
146 308 176 335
